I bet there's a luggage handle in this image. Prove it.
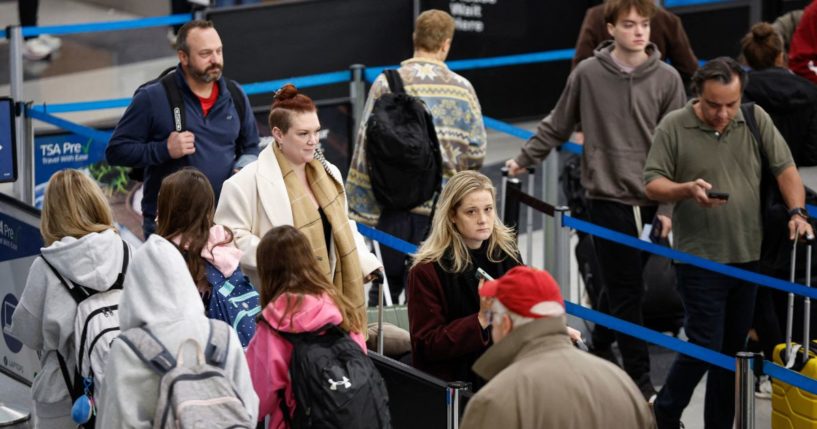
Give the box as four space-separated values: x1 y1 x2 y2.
805 242 812 364
786 229 814 364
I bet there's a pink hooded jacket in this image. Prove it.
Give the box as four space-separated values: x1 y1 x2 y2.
171 225 243 278
246 292 366 427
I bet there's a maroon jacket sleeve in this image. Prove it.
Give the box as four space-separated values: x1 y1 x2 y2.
790 3 817 85
572 6 606 69
407 262 488 363
659 9 699 85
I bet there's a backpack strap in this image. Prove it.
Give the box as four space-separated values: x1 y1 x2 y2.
56 351 83 403
117 327 177 375
160 71 185 132
384 69 406 95
267 321 342 343
741 102 767 168
226 79 248 159
41 255 91 304
278 388 293 428
205 319 231 369
42 239 130 301
109 240 130 291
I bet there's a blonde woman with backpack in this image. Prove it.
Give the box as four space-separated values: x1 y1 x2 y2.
11 169 129 428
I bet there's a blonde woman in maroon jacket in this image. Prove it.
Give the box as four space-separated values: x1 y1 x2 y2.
407 171 521 388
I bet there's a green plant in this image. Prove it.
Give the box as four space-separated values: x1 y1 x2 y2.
87 162 130 195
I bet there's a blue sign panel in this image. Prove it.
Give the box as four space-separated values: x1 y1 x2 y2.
0 211 43 263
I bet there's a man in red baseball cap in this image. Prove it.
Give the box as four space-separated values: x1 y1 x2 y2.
460 266 655 429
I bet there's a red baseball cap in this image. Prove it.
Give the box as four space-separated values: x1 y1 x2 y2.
479 266 565 318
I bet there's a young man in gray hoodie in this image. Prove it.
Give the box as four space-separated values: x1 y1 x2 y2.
505 0 685 399
97 234 258 427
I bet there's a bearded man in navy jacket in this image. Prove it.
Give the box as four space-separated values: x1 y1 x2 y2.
107 19 260 237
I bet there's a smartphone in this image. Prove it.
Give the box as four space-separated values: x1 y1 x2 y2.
649 216 663 244
475 267 495 282
575 338 589 352
707 191 730 201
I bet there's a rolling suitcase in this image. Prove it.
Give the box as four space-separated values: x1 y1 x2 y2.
772 240 817 429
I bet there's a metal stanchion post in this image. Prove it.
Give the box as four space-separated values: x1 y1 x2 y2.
502 176 522 237
500 167 509 220
371 241 393 307
374 274 385 355
544 152 559 273
525 167 535 266
554 207 571 301
349 64 366 137
446 381 470 429
8 26 23 103
735 351 759 429
446 386 452 429
9 26 33 205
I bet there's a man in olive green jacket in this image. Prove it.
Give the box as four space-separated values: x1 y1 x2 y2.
460 267 655 429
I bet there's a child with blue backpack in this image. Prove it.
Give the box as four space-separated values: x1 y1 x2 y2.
157 168 260 347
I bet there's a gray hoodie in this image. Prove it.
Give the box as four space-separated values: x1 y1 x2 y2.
11 229 128 427
515 41 685 209
97 234 258 428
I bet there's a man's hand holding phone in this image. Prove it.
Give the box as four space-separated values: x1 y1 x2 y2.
689 179 728 208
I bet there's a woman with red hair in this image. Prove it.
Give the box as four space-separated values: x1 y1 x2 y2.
215 84 381 323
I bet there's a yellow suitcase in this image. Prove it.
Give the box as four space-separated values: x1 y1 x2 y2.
772 242 817 429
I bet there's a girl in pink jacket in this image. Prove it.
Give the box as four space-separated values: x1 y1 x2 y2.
246 225 367 427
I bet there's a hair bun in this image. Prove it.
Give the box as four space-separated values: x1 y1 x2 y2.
752 22 775 42
274 83 299 103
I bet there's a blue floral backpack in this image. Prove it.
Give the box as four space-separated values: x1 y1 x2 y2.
205 262 261 348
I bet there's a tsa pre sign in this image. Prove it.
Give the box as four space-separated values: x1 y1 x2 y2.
34 132 107 186
0 210 42 385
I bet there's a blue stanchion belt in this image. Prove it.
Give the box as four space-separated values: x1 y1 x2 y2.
563 215 817 300
566 302 734 371
356 224 418 255
30 98 132 114
355 223 817 394
19 14 191 38
764 360 817 395
27 108 112 145
31 71 351 114
664 0 732 7
363 49 576 84
483 115 584 154
242 70 351 96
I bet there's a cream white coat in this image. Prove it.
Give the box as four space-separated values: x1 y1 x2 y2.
214 145 381 286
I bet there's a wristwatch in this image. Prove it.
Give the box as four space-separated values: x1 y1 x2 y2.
788 207 810 220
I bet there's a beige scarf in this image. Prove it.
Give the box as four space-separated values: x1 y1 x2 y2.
274 145 365 313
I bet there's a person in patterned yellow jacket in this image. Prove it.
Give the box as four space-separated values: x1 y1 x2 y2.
347 9 486 305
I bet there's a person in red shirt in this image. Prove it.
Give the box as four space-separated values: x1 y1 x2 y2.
788 0 817 85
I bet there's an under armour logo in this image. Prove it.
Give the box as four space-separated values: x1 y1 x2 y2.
328 376 351 391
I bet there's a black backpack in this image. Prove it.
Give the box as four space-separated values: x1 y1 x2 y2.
365 70 442 211
127 66 248 182
268 321 392 429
